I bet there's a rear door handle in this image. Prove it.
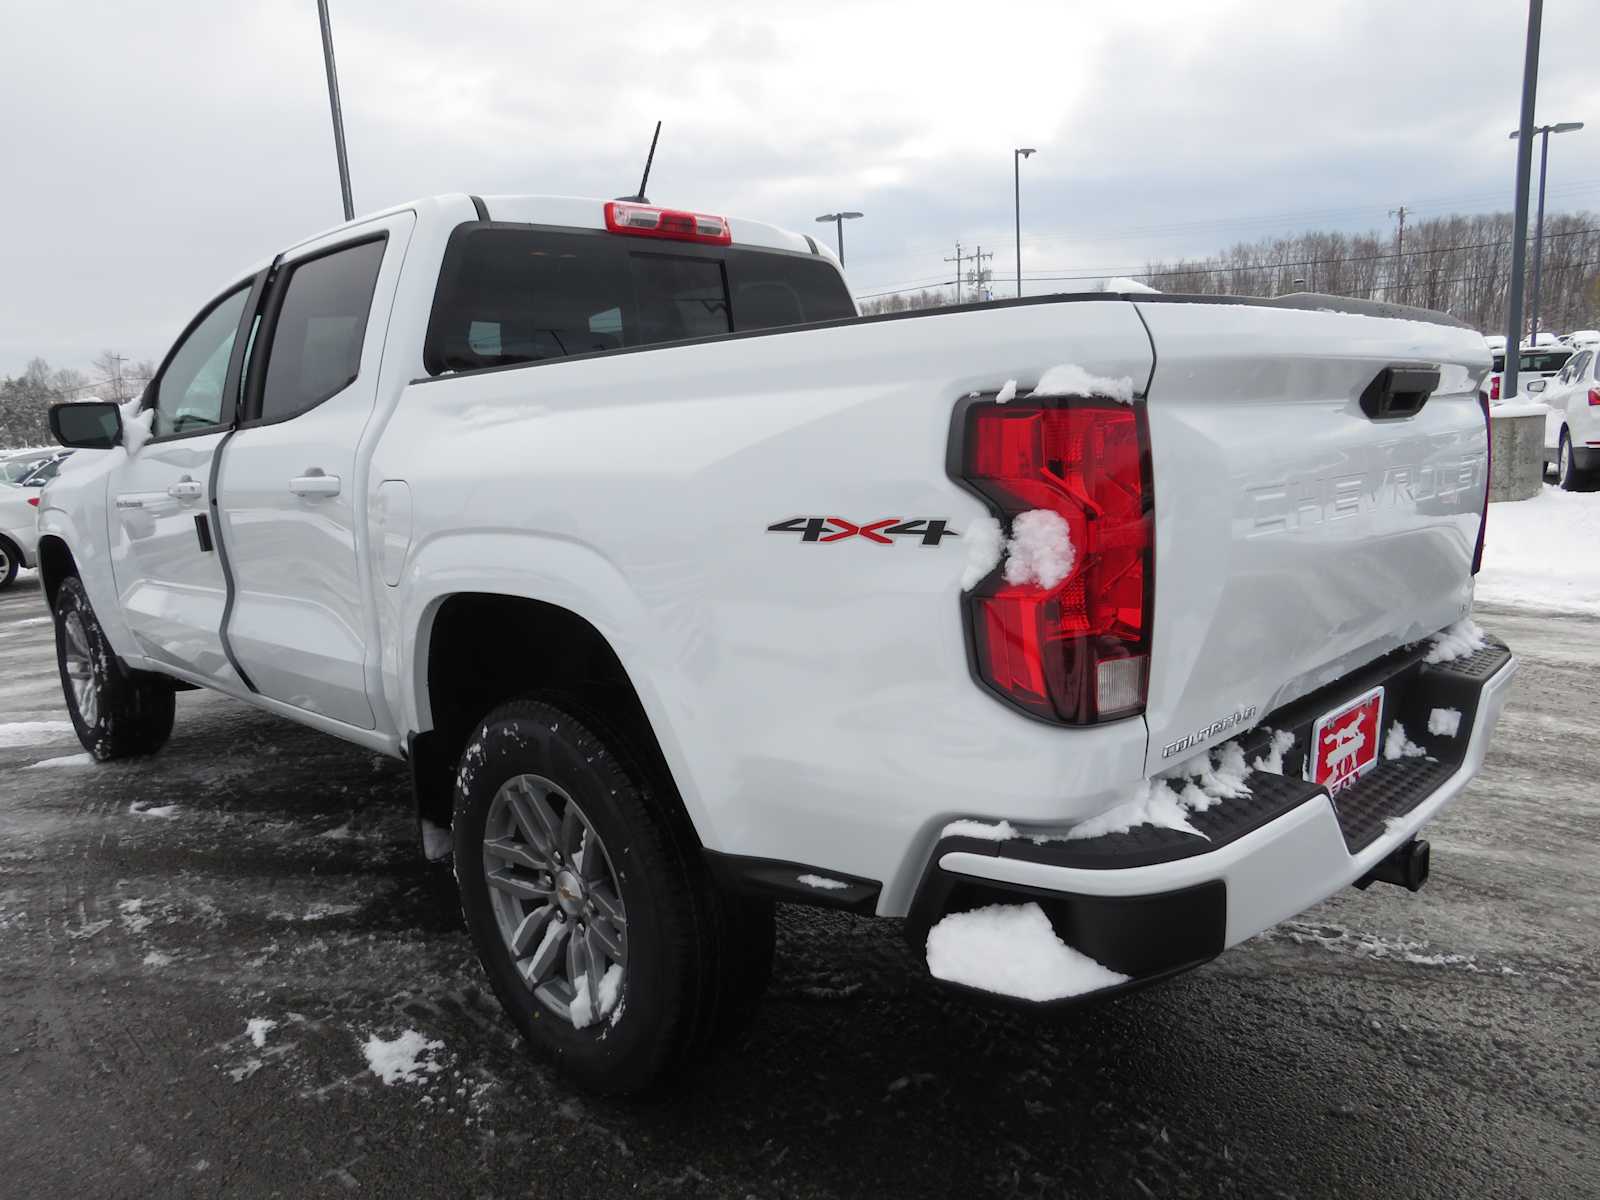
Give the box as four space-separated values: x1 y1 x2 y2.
167 479 203 502
289 471 341 498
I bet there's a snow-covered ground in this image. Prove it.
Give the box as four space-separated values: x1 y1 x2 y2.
1476 484 1600 616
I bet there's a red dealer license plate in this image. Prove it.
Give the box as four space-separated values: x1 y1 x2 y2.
1306 685 1385 794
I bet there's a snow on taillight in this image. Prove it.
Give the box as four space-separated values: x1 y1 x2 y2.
953 397 1153 725
603 201 732 245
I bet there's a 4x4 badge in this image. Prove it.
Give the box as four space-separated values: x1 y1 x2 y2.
767 517 956 546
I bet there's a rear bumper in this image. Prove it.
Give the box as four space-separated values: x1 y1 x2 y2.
906 635 1517 1006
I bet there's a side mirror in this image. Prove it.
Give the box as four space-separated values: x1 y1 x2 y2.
49 401 123 449
1526 379 1546 393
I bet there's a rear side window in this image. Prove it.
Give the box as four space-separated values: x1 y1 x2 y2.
1519 349 1571 374
424 226 854 375
1490 354 1505 373
258 238 386 423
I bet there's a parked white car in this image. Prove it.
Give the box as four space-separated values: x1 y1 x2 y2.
1532 345 1600 489
1567 329 1600 350
0 481 43 588
34 193 1513 1093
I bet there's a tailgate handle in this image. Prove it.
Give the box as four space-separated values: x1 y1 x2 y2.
1361 366 1439 420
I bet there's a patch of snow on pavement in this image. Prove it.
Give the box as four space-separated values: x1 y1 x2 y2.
0 721 76 749
1003 509 1075 589
119 899 152 934
1428 707 1462 738
25 753 93 770
925 902 1129 1001
995 379 1018 404
129 801 180 818
246 1018 277 1049
797 873 849 890
1423 619 1487 664
362 1030 446 1085
1030 363 1135 404
142 951 173 968
420 818 452 861
942 818 1020 841
1475 484 1600 615
960 516 1004 589
1383 720 1427 761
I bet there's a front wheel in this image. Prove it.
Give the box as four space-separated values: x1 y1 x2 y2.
54 576 175 760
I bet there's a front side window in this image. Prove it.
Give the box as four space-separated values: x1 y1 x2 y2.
153 286 250 437
423 226 855 375
1568 350 1592 382
258 238 386 423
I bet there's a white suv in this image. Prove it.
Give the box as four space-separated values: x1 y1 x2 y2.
1536 346 1600 489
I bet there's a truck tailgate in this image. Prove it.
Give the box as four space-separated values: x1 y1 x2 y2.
1135 299 1490 776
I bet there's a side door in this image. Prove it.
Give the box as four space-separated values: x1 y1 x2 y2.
215 214 413 729
108 278 261 684
1548 350 1589 450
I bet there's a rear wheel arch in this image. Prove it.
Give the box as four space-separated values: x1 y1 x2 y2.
414 592 696 847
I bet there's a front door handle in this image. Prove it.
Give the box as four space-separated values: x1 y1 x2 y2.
167 477 203 502
289 470 341 498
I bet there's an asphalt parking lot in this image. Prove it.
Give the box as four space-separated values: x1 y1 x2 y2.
1 572 1595 1199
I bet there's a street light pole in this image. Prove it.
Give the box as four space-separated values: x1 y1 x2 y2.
1503 0 1543 399
316 0 355 221
814 211 863 267
1013 148 1035 298
1510 120 1583 342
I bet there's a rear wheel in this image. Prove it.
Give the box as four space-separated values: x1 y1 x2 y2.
454 698 770 1094
1557 429 1596 491
54 576 175 760
0 537 18 590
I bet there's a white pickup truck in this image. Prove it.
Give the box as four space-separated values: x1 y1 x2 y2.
38 193 1515 1093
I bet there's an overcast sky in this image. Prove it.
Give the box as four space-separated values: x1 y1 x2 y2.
3 0 1598 379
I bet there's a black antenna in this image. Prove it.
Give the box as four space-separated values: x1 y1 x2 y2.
623 121 661 203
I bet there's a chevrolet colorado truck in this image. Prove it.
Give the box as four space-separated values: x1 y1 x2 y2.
38 193 1515 1093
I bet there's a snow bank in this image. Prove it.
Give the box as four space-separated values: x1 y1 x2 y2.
362 1030 445 1085
995 379 1018 404
1030 363 1136 404
960 515 1004 589
1476 484 1600 616
926 902 1129 1001
1002 509 1075 588
942 818 1021 841
119 398 153 454
0 721 75 749
1423 619 1487 664
1383 720 1427 761
1427 708 1462 738
129 801 180 818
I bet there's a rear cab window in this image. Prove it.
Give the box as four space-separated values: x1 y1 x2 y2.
423 225 854 376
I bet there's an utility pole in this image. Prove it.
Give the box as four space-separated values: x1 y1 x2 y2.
945 242 965 304
1388 205 1407 302
316 0 355 221
967 246 994 302
1504 0 1543 398
1013 147 1036 298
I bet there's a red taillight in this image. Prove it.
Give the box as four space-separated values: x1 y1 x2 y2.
27 496 39 507
1490 374 1500 401
1588 387 1600 406
603 201 732 246
956 398 1153 724
1472 392 1490 574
